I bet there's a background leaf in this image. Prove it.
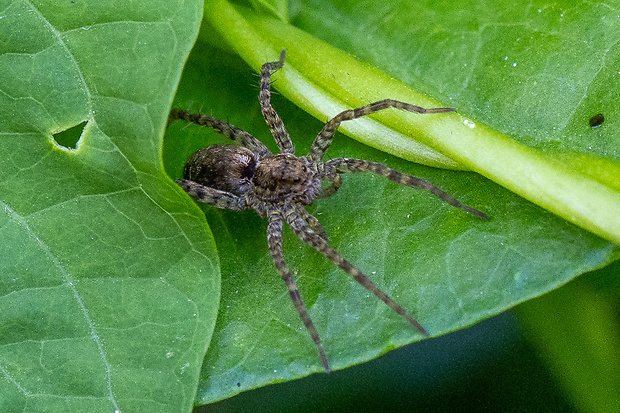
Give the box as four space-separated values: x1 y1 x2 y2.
164 0 619 400
517 262 620 413
0 1 217 412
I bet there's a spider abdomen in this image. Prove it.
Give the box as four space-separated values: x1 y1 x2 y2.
183 144 257 196
253 153 320 204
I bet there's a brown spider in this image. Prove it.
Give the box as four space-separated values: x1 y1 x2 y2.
170 50 488 373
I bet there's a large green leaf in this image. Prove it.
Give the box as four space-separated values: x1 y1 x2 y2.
162 0 619 404
0 1 218 412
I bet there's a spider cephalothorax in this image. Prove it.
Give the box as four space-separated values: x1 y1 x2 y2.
170 50 488 373
252 153 321 205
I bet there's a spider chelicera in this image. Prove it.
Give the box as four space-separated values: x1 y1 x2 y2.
169 50 488 373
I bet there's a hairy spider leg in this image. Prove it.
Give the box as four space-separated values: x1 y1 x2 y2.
169 109 270 158
175 179 246 210
259 50 295 154
314 173 342 199
267 208 330 373
296 203 329 242
309 99 455 162
322 159 489 218
283 204 429 337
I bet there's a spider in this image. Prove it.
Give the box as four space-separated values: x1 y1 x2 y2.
169 50 488 373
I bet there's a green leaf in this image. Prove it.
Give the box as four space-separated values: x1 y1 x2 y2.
248 0 290 22
163 1 620 402
0 1 218 412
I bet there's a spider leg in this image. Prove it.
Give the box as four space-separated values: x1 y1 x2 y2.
267 207 330 373
259 50 295 154
295 203 328 242
309 99 454 161
283 204 428 336
175 179 246 210
322 158 488 218
169 109 270 158
316 174 343 199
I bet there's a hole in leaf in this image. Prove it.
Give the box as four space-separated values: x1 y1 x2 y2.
52 121 87 150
